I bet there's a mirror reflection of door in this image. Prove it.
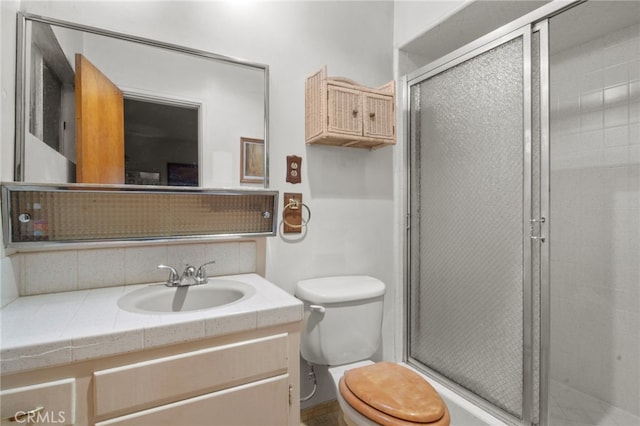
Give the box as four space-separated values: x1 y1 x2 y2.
59 53 199 186
75 53 125 184
124 98 199 187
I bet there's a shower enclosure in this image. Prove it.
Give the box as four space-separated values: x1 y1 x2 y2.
406 2 639 425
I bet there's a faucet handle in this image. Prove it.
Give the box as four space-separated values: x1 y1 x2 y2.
158 264 179 286
195 260 216 284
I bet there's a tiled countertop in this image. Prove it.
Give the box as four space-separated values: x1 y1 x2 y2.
0 273 303 375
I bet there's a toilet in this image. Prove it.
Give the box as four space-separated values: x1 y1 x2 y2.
296 276 450 426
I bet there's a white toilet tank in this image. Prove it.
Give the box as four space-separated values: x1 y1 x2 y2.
295 276 385 366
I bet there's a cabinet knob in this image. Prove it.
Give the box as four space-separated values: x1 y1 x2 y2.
369 112 376 119
352 109 358 117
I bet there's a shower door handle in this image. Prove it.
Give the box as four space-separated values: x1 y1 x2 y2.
530 217 546 242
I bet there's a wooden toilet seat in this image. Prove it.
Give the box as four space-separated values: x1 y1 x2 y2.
339 362 451 426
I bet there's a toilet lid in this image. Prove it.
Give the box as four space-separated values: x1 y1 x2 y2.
343 362 446 423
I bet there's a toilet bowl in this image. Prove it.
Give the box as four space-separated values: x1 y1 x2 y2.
329 361 380 426
329 361 450 426
296 276 450 426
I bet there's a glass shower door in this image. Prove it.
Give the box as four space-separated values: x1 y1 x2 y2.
407 28 534 423
547 2 640 424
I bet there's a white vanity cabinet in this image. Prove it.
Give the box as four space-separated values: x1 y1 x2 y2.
1 325 301 425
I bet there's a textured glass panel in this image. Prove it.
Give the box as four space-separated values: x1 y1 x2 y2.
409 37 524 417
531 30 541 425
4 185 277 244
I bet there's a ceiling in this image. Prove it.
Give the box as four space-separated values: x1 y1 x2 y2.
401 1 551 69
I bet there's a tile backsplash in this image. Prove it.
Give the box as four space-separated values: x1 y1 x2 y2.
4 240 260 299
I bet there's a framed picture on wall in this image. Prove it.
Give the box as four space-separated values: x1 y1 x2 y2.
240 137 264 183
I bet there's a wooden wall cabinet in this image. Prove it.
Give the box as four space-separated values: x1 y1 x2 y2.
305 66 395 150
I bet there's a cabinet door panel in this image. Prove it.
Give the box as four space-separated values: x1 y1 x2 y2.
305 68 325 141
363 93 394 139
0 378 75 425
95 375 289 426
327 85 362 136
94 334 288 418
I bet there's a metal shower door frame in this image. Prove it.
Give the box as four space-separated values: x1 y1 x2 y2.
401 2 608 425
404 24 538 426
534 18 551 426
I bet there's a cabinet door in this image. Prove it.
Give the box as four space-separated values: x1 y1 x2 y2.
363 92 394 139
0 378 75 425
95 375 289 426
94 334 288 418
327 85 362 136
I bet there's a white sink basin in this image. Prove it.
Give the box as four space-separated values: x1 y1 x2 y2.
118 280 255 314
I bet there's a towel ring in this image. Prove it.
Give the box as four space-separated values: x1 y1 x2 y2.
283 200 311 229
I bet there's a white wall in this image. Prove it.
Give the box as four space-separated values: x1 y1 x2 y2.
8 0 396 290
1 0 397 407
393 0 466 49
1 0 21 307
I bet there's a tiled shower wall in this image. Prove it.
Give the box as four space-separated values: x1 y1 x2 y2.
3 240 260 299
550 23 639 415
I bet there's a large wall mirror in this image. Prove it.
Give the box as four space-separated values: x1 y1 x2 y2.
15 12 269 189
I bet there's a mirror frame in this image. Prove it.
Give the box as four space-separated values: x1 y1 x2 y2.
14 12 270 188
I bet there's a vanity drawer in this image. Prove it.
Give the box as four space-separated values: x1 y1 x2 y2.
1 378 75 425
93 333 288 418
95 374 289 426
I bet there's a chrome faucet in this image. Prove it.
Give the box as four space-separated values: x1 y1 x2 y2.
158 260 216 287
179 265 198 286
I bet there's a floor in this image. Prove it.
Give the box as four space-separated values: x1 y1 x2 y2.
300 400 347 426
549 380 640 426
